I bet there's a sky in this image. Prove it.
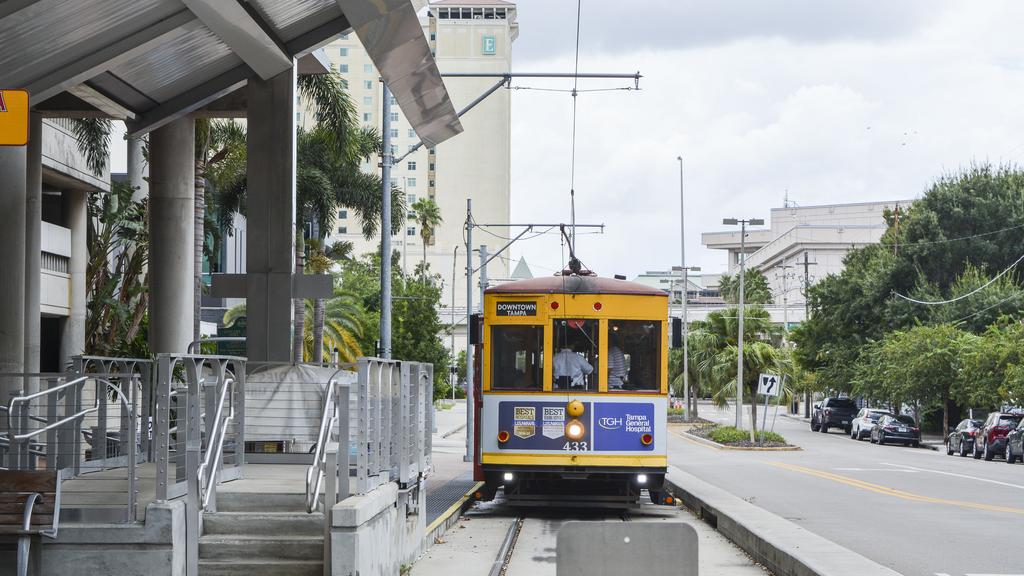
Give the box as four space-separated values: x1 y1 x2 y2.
501 0 1024 279
109 1 1024 280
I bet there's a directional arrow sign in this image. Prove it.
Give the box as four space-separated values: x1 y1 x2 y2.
758 373 781 397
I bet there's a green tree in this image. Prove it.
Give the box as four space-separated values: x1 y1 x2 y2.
718 269 773 305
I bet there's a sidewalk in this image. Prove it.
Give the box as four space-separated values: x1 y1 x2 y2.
425 400 476 529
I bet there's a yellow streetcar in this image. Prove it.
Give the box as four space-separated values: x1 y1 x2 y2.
471 272 676 506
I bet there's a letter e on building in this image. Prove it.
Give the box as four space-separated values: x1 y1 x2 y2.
0 89 29 146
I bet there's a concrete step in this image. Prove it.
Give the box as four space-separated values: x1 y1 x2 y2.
214 492 307 512
203 512 324 536
198 535 323 561
197 559 323 576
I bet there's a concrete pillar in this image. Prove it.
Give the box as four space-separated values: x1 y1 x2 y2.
25 115 41 391
127 132 149 202
148 118 195 354
0 137 27 401
60 190 87 368
246 67 296 362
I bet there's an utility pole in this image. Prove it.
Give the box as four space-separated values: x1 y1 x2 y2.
451 245 458 401
464 199 473 462
723 217 764 431
677 156 688 420
800 251 817 417
380 84 393 359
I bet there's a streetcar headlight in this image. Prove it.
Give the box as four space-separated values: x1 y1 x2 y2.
503 472 514 482
637 474 647 484
566 419 585 440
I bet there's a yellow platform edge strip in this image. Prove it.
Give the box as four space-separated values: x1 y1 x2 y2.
425 481 485 535
481 453 667 467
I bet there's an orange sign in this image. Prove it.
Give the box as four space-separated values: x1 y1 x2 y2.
0 89 29 146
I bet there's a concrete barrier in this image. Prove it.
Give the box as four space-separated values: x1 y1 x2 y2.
331 480 426 576
666 466 903 576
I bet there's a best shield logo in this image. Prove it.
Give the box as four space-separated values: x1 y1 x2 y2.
598 417 623 430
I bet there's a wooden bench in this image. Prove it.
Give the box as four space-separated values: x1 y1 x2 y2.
0 470 61 576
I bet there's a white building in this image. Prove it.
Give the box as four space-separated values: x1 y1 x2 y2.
36 120 109 371
702 199 912 321
301 0 518 311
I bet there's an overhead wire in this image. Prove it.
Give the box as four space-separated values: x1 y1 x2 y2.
568 0 582 252
893 222 1024 247
892 250 1024 305
951 291 1024 324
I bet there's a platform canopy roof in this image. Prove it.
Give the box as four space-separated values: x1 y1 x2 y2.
0 0 462 146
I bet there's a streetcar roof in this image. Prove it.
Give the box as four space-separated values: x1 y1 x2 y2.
485 275 666 296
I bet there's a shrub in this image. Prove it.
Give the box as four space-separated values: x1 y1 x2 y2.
707 426 787 445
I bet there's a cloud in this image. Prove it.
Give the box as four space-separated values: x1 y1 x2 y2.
512 0 950 63
506 2 1024 278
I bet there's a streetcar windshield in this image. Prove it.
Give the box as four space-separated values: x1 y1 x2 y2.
552 319 599 391
490 325 543 390
608 320 660 392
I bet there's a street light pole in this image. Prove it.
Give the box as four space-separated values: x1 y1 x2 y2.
723 216 764 430
677 156 689 419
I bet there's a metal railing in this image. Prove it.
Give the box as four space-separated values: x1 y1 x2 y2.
197 377 235 509
306 376 350 512
0 366 147 523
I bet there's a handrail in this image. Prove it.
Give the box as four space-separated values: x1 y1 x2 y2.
305 378 340 513
6 376 89 414
197 378 234 509
9 377 137 442
186 337 246 354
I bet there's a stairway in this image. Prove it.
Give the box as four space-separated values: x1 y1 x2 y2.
199 492 325 576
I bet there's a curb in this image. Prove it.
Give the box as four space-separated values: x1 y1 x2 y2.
676 430 802 452
440 423 467 438
665 466 903 576
424 481 483 544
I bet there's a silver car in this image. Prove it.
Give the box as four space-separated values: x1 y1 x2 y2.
850 408 891 441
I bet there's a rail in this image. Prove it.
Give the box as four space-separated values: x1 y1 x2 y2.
305 377 349 512
197 378 235 509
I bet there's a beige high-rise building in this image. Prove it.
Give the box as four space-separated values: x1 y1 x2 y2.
301 0 518 312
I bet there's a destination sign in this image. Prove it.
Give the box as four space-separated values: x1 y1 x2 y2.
496 301 537 316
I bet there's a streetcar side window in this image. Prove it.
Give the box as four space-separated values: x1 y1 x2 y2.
608 320 660 392
552 319 599 391
490 325 543 390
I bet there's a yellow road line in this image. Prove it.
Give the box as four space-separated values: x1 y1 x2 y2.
669 429 722 451
767 461 1024 516
425 481 484 535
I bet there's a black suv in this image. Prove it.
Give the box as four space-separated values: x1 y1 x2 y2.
811 397 858 434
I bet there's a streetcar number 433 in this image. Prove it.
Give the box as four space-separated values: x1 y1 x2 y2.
563 441 588 451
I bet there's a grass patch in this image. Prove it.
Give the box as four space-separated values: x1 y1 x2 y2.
707 426 787 445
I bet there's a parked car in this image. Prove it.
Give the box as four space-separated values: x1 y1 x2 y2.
850 408 891 441
973 412 1023 461
811 397 858 434
946 419 984 457
1006 419 1024 464
870 414 921 447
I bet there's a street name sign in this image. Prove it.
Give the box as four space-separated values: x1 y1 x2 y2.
0 89 29 146
758 373 781 397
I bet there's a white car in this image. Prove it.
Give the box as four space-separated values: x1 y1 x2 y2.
850 408 891 441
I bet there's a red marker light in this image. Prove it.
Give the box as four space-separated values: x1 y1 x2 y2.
550 301 559 310
641 433 653 445
497 430 510 443
593 302 603 311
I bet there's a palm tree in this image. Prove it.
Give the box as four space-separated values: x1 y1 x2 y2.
410 198 442 272
69 118 112 177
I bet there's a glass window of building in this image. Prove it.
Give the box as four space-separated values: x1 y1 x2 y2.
363 112 371 122
490 325 543 390
429 162 435 171
390 112 399 122
407 194 417 204
363 96 372 105
337 226 347 234
339 47 348 56
364 64 372 73
364 80 373 90
389 145 397 155
295 112 301 120
430 32 436 40
389 128 398 138
339 64 348 73
407 178 416 187
428 147 436 154
407 161 416 170
607 320 661 391
390 96 398 105
408 129 415 138
428 179 435 188
338 210 347 219
406 226 416 236
552 319 599 391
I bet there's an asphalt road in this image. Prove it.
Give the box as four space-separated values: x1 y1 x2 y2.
669 403 1024 576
